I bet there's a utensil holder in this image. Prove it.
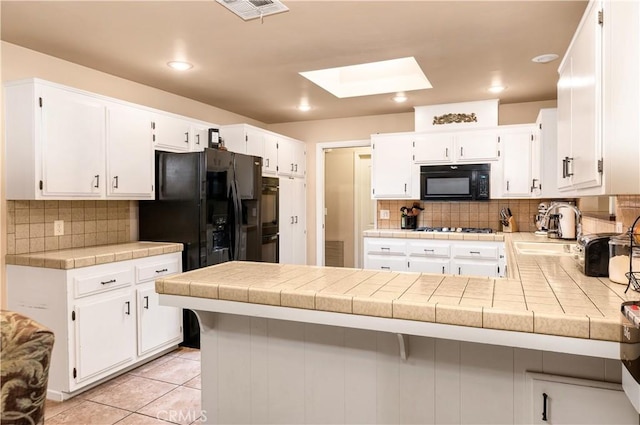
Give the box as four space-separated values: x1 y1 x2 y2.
401 215 417 230
502 216 518 233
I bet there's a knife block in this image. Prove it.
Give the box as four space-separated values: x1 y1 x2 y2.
502 216 518 233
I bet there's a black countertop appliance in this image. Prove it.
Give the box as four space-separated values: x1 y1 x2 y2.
139 148 262 347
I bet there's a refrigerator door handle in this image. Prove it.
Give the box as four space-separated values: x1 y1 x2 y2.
231 156 242 261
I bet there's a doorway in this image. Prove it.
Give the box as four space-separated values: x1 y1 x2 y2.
321 145 373 268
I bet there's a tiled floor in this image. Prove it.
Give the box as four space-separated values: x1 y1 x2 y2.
45 347 202 425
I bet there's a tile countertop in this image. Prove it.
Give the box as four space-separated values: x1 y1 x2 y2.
5 242 183 269
156 232 640 343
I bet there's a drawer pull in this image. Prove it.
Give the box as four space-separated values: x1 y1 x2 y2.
423 249 434 253
381 266 391 270
125 301 131 315
155 268 168 273
542 392 548 421
143 296 149 309
380 247 391 251
101 279 116 285
469 251 481 254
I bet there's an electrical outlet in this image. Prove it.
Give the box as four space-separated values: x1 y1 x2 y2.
616 221 624 233
380 209 390 220
54 220 64 236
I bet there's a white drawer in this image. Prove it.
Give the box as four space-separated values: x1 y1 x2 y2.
406 241 450 258
365 239 406 255
74 268 134 298
366 255 407 272
136 259 181 283
452 244 498 260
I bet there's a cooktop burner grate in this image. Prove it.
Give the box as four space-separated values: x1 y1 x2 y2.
414 227 494 234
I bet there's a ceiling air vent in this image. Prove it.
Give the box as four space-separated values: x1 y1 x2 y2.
216 0 289 21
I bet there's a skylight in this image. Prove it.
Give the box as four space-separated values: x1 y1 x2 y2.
299 57 432 98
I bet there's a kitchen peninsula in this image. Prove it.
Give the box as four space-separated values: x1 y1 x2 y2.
157 233 640 424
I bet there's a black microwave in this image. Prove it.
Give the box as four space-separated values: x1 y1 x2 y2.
420 163 490 201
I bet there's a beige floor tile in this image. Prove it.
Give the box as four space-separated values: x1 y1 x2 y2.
184 375 202 390
116 413 174 424
46 400 129 424
175 347 201 362
137 387 202 425
133 356 201 385
77 372 134 400
130 353 179 376
85 376 177 411
44 397 86 420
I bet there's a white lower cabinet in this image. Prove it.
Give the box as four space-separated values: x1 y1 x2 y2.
365 237 505 277
279 177 307 265
6 252 182 400
525 373 637 424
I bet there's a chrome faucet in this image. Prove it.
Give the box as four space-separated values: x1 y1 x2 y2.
543 202 582 240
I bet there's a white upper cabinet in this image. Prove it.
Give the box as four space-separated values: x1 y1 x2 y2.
556 0 603 193
371 133 414 199
499 125 536 198
537 108 559 198
262 134 278 176
152 114 192 152
191 124 210 152
106 104 154 199
413 128 499 164
277 136 306 178
5 80 106 199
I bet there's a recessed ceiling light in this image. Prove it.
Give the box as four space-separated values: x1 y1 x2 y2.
167 61 193 71
393 93 408 103
488 85 506 93
299 57 432 98
298 104 311 112
531 54 559 64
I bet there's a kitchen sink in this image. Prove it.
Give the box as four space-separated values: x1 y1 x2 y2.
513 241 576 256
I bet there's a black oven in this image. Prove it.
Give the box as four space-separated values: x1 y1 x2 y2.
420 163 490 201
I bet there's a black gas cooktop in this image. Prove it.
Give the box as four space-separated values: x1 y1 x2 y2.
414 227 494 234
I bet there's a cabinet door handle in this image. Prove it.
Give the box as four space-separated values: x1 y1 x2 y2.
294 164 298 172
424 249 434 253
470 251 481 254
542 392 548 421
561 158 566 178
155 268 168 273
442 266 445 274
294 215 298 224
381 247 391 251
291 163 294 171
185 132 189 144
506 181 510 191
460 147 464 157
196 134 200 145
381 266 390 270
458 267 461 275
566 157 574 177
404 183 407 193
291 216 295 224
113 176 119 189
94 175 100 188
125 301 131 315
445 147 449 158
265 158 269 168
100 279 116 285
143 296 149 309
530 178 538 192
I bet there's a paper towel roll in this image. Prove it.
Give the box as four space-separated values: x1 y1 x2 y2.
558 206 576 239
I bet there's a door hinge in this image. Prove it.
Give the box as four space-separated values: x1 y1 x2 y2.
412 141 415 148
73 368 77 379
39 180 43 190
598 9 603 25
597 158 603 173
151 121 155 130
372 143 375 149
372 188 375 195
497 136 500 143
245 135 248 142
531 134 534 141
539 123 542 130
497 150 501 157
412 154 415 161
71 311 75 321
39 97 43 107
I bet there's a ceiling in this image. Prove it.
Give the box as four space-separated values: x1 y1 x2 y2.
1 1 588 124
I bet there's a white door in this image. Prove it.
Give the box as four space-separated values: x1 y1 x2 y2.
245 127 265 158
262 134 278 175
355 151 374 268
40 86 105 197
291 178 307 264
408 258 449 274
455 130 499 161
502 130 533 197
291 140 306 178
277 138 295 177
525 373 637 424
556 59 574 191
153 114 191 152
74 290 135 382
451 260 499 277
279 177 294 264
106 105 154 199
137 283 182 356
371 134 412 198
192 124 210 152
413 133 453 163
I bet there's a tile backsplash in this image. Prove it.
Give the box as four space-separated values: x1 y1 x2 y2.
6 200 136 255
376 199 553 232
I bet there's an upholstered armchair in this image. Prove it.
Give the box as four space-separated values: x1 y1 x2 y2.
1 310 55 425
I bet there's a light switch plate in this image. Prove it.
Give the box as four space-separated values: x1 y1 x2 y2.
380 210 390 219
616 221 624 233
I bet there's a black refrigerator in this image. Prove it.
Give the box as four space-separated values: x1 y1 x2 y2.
139 148 262 347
